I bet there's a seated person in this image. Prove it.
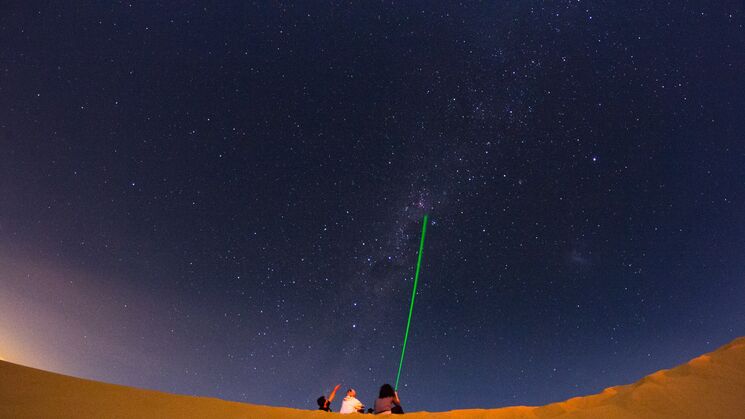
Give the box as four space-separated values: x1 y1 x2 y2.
339 388 365 414
373 384 403 414
317 384 341 412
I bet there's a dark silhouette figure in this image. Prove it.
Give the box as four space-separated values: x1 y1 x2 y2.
317 384 341 412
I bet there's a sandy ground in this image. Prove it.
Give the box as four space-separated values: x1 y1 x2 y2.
2 337 744 419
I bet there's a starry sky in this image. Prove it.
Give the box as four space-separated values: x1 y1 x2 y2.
1 1 745 413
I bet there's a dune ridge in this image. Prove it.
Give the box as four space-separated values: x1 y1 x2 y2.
2 337 744 418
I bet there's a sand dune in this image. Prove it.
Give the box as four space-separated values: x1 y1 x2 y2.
2 337 744 418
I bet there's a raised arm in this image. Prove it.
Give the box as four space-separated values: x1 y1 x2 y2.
328 384 341 402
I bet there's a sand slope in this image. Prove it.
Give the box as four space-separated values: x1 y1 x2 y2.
2 337 744 419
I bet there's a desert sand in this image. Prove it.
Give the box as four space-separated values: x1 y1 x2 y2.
2 337 744 419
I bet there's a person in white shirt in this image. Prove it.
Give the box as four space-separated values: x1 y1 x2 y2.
339 388 364 414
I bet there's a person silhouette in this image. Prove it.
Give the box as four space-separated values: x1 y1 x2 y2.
317 384 341 412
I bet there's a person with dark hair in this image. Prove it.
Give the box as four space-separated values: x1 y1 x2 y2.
317 396 330 411
317 384 341 412
373 384 403 414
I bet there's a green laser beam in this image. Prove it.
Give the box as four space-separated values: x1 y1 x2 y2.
395 214 428 391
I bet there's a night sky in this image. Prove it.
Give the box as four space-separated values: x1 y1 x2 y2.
2 1 745 413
